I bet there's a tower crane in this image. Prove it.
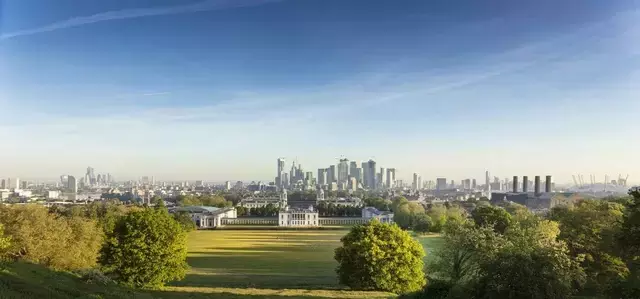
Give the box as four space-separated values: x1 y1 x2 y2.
572 175 579 187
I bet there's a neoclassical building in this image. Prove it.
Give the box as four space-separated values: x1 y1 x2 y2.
278 207 319 227
169 206 237 229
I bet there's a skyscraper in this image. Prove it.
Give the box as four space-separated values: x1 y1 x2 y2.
436 178 447 191
472 178 477 189
386 168 396 188
68 175 77 200
349 161 358 180
276 158 285 188
337 158 350 185
379 168 385 189
328 165 337 184
317 168 327 186
485 170 491 193
366 160 376 189
413 173 419 190
418 176 422 191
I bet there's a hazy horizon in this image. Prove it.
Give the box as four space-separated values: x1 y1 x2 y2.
1 0 639 184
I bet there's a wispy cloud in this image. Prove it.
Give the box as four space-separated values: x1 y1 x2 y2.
0 0 283 41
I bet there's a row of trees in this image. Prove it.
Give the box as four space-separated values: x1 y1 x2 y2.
393 197 467 233
0 201 191 289
334 190 640 298
174 194 233 208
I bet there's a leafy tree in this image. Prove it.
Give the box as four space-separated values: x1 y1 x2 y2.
0 223 11 268
363 197 392 211
334 220 426 294
549 199 628 294
474 245 585 299
413 213 433 234
173 211 196 232
391 196 409 212
426 205 448 233
471 205 512 234
614 189 640 298
393 202 425 229
100 208 188 288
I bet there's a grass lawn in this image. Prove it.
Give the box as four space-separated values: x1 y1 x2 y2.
0 229 443 299
163 229 443 298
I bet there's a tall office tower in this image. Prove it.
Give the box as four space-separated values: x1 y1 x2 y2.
151 176 155 186
277 158 285 188
353 167 362 185
472 178 477 189
361 162 369 187
436 178 447 190
349 161 358 180
305 171 313 181
386 168 396 188
86 167 95 186
0 179 5 189
68 175 77 200
283 173 290 188
329 165 337 183
412 173 419 190
317 168 327 185
522 176 529 192
366 160 377 189
379 168 386 188
418 176 422 191
450 180 455 188
21 181 27 189
485 171 491 192
337 158 350 185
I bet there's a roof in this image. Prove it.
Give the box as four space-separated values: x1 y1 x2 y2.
173 206 221 214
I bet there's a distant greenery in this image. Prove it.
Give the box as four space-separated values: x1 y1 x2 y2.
173 211 197 232
100 208 188 288
363 197 392 211
317 201 362 217
335 220 426 293
175 194 232 208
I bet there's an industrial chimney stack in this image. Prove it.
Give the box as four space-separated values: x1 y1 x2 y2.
545 175 552 193
522 176 529 193
512 176 518 193
534 176 541 195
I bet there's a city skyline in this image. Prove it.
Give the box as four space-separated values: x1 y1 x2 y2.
1 0 639 181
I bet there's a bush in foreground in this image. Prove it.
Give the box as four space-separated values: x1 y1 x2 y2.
334 220 426 294
100 208 188 288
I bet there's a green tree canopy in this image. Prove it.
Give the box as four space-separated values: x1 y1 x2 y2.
471 205 512 234
100 208 188 288
548 199 628 294
334 220 426 294
413 213 433 234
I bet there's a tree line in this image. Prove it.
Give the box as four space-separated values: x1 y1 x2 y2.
333 189 640 298
0 201 191 289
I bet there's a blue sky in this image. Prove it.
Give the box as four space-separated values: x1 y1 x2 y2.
1 0 639 183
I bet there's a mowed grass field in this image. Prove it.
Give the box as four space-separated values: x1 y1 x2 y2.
163 230 443 298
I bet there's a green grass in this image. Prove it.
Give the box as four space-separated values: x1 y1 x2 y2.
0 229 443 298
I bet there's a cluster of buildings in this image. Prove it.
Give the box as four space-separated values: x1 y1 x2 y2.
276 158 397 192
171 188 393 229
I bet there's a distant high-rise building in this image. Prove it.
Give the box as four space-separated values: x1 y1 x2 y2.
337 158 350 185
412 173 419 190
21 181 27 189
366 160 376 189
349 177 358 191
379 168 386 189
361 162 369 188
450 180 455 188
317 168 327 185
277 158 285 188
485 170 491 193
7 178 19 190
472 179 477 189
386 168 396 188
225 181 231 190
67 175 77 200
328 165 337 183
436 178 447 191
349 161 358 182
418 176 422 191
